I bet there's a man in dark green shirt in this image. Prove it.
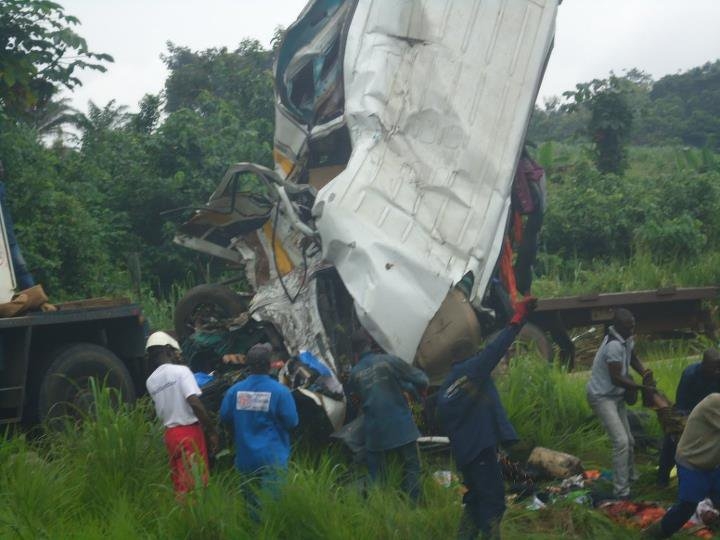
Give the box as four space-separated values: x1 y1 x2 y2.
347 329 429 501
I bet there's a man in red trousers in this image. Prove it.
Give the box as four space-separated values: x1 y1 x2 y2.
145 331 219 495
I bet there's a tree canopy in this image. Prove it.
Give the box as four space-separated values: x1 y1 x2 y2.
529 61 720 151
0 0 112 120
0 28 275 297
1 0 720 301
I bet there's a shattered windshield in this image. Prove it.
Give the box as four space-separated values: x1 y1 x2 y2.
275 0 356 127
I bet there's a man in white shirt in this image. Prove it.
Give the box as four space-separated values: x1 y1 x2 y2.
145 331 219 495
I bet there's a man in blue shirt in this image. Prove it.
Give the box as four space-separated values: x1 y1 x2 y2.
657 348 720 486
220 343 299 496
347 329 429 502
437 296 537 540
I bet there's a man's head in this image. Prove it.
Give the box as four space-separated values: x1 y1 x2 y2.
351 328 371 360
613 308 635 339
146 331 181 366
246 342 273 374
700 348 720 379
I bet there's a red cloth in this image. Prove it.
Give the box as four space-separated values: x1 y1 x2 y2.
499 236 518 306
164 423 209 494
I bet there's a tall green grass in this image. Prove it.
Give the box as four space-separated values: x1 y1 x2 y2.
497 357 609 462
0 355 699 539
133 283 189 331
534 250 720 297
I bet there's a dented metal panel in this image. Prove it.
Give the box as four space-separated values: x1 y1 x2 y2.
249 263 346 429
315 0 558 362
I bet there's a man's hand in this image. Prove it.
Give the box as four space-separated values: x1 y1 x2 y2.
208 431 220 454
641 369 655 387
510 296 538 326
222 353 246 364
187 394 219 454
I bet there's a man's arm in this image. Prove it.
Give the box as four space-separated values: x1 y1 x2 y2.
187 395 219 453
607 363 641 391
178 369 219 452
674 369 693 413
388 356 429 392
459 297 537 380
606 344 642 390
460 324 522 379
219 387 235 424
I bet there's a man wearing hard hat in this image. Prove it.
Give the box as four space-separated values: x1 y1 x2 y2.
145 331 219 495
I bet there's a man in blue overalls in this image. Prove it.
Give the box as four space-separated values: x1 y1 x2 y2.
437 296 537 539
347 329 429 502
220 343 299 506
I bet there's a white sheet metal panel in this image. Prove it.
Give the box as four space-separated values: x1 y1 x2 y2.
315 0 558 362
0 204 16 302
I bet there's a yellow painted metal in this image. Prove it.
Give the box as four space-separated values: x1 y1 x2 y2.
273 149 295 176
262 221 293 276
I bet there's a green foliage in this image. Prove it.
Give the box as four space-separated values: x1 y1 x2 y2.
536 142 720 277
635 215 706 262
162 39 274 124
2 24 719 305
562 75 634 175
0 0 112 119
0 36 275 298
533 250 720 298
648 61 720 148
530 61 720 152
0 120 122 297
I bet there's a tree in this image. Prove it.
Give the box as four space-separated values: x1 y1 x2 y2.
24 95 80 138
161 39 274 122
562 75 634 175
0 0 112 119
75 100 130 135
131 93 162 134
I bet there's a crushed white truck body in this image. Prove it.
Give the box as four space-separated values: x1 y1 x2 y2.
311 0 558 363
175 0 559 429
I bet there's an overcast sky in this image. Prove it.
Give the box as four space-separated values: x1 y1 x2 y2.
60 0 720 113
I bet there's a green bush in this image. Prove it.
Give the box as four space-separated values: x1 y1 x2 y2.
635 215 706 262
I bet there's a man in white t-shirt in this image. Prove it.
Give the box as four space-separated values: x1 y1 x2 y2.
586 309 652 499
145 331 219 495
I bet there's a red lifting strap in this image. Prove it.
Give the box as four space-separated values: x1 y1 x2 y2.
499 236 518 307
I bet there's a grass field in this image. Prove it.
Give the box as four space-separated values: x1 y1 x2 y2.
0 347 707 539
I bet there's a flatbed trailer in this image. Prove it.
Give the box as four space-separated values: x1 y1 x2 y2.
525 286 718 369
0 298 147 425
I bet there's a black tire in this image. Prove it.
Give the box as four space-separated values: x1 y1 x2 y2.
487 323 554 363
173 284 248 341
515 323 554 361
38 343 136 425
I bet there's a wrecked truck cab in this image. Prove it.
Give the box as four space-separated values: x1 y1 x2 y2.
174 0 560 433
